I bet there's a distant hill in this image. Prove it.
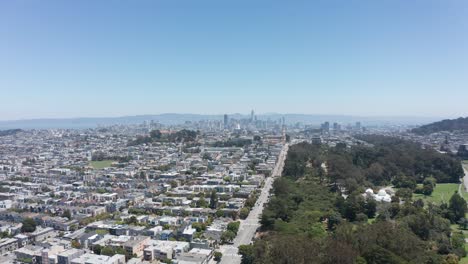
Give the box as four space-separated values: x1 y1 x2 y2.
0 129 22 137
412 117 468 135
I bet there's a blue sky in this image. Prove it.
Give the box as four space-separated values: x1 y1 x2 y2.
1 0 467 120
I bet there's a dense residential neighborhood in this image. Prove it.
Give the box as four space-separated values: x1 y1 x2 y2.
0 116 289 264
1 114 468 264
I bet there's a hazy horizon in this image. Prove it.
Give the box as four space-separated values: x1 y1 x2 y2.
0 112 456 122
1 1 468 120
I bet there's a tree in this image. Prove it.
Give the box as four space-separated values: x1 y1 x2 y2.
458 218 468 230
114 247 126 256
238 244 255 264
449 192 467 222
62 209 72 220
209 190 218 209
93 244 102 255
395 188 413 201
170 180 178 188
214 251 223 262
71 240 81 249
150 130 162 139
451 232 467 258
221 230 236 244
227 221 240 234
422 177 436 195
240 207 250 219
197 197 208 208
21 218 36 233
216 210 224 218
365 199 377 218
100 246 115 256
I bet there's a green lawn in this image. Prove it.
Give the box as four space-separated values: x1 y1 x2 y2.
90 160 114 169
413 183 459 204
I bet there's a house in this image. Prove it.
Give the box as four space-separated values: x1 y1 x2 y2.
70 253 125 264
0 200 13 210
143 240 189 261
123 236 150 258
175 248 213 264
57 248 85 264
0 238 18 255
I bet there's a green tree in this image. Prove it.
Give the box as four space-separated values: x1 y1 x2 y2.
214 251 223 262
197 197 208 208
422 177 436 195
227 221 240 234
21 218 36 233
114 247 126 255
221 230 236 244
150 130 162 139
192 222 205 232
71 240 81 249
170 180 178 188
209 190 218 209
216 210 224 218
62 209 72 220
100 246 115 256
365 199 377 218
240 207 250 219
451 232 466 258
93 244 102 255
457 218 468 230
449 192 467 222
238 244 255 264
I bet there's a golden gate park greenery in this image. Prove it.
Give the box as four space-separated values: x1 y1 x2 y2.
239 136 467 264
127 129 198 146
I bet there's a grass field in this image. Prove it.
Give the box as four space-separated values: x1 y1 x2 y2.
413 183 459 204
89 160 114 169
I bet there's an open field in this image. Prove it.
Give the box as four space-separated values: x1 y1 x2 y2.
89 160 114 169
413 183 459 204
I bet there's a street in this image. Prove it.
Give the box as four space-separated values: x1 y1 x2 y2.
217 143 289 264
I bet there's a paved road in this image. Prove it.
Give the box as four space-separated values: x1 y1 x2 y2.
462 163 468 192
217 143 289 264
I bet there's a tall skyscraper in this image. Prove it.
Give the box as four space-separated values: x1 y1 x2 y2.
250 110 255 122
321 121 330 132
355 122 362 131
333 122 341 132
224 114 229 129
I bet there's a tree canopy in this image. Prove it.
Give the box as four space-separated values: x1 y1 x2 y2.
241 138 467 264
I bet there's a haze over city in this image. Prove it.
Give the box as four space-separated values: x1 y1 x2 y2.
1 0 468 120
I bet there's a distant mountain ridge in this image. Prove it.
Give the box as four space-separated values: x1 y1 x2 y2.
412 117 468 135
0 113 442 129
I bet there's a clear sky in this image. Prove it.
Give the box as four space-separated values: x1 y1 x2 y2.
1 0 467 120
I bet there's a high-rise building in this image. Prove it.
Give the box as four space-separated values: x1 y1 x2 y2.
250 110 255 122
333 122 341 132
321 121 330 132
224 114 229 129
355 122 362 131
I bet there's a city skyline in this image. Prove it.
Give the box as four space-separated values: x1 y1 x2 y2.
1 1 468 119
